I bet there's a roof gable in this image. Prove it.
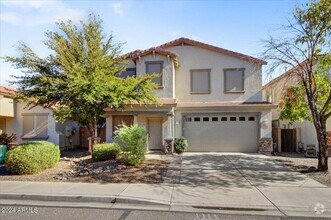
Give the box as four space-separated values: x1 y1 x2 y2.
157 37 267 65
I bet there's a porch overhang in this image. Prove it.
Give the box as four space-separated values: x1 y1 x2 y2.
103 98 177 117
103 110 174 117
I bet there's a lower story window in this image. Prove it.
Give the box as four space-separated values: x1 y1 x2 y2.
22 114 48 139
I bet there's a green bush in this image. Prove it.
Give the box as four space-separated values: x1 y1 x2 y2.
115 125 148 166
93 143 121 161
5 141 60 175
174 137 188 154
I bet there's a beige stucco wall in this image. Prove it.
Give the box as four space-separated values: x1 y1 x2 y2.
135 54 175 99
262 75 298 120
5 102 60 146
0 96 14 117
165 45 263 102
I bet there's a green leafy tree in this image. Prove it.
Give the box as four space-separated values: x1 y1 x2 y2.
279 60 331 124
263 0 331 171
3 14 159 152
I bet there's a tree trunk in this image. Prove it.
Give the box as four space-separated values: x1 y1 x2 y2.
316 119 328 171
87 122 98 153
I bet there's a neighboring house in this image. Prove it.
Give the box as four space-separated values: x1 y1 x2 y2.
0 86 80 149
262 65 331 151
105 37 276 152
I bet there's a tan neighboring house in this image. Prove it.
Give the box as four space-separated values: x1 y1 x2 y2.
0 86 80 149
262 65 331 152
105 38 276 152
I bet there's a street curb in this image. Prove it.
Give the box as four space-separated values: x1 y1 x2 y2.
0 193 116 203
115 196 170 206
0 193 169 206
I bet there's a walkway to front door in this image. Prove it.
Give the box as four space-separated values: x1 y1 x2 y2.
148 118 162 150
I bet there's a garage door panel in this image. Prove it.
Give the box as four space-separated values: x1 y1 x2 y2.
183 115 258 152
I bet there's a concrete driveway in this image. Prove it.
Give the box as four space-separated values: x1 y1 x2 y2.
171 153 331 217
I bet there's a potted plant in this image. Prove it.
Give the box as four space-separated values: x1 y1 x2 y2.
0 133 17 164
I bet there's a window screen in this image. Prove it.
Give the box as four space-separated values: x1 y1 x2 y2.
23 115 48 138
146 62 163 86
224 69 244 92
23 115 34 137
36 115 48 137
119 68 136 78
191 69 210 93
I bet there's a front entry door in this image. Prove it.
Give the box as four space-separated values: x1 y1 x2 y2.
148 118 162 150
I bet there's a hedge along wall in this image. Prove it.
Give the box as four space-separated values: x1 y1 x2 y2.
5 141 60 175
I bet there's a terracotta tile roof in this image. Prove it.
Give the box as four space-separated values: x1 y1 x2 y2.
0 86 17 97
130 47 177 61
177 101 277 109
123 49 142 59
157 37 267 65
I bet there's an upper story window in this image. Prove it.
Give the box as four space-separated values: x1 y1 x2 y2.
190 69 211 94
224 68 245 93
119 68 136 78
22 114 48 139
146 61 163 87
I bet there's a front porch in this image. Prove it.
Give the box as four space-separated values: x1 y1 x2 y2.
104 100 177 152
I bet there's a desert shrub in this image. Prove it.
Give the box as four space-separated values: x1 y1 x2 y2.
5 141 60 175
115 125 148 166
174 137 188 154
93 143 121 161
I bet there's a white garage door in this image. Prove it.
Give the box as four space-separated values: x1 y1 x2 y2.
183 114 258 152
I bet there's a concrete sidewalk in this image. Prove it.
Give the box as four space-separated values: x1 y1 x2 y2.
1 153 331 218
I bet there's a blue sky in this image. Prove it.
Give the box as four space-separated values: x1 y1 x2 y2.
0 0 306 87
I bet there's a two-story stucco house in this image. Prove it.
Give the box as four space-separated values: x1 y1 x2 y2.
105 38 276 152
262 64 331 151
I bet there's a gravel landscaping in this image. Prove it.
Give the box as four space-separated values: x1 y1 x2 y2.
271 152 331 187
0 150 169 184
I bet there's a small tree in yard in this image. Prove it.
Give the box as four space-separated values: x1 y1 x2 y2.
3 14 159 152
263 0 331 171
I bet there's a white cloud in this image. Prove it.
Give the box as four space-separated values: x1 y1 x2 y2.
0 0 86 26
111 2 124 17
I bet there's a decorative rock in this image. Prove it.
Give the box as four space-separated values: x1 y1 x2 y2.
79 173 84 176
93 170 99 174
109 165 117 172
122 165 127 169
84 172 89 176
259 138 273 153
